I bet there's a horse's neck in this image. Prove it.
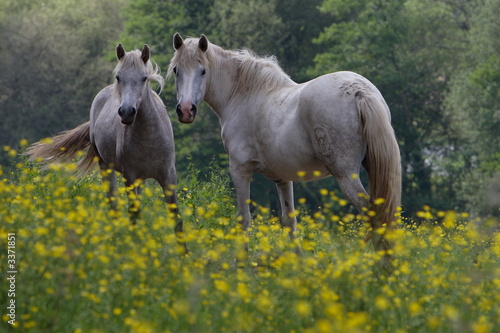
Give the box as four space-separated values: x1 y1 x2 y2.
204 52 295 120
205 67 235 115
135 90 165 129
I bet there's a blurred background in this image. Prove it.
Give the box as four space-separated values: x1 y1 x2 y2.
1 0 499 217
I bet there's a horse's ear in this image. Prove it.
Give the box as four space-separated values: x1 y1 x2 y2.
173 33 184 50
141 44 150 63
199 34 208 52
116 43 126 60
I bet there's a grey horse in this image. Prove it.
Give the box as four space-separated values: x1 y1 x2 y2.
27 44 186 251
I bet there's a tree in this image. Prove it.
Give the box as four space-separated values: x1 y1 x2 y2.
209 0 285 52
312 0 468 213
0 0 126 164
275 0 332 82
445 0 500 216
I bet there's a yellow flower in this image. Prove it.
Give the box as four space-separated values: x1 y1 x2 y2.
408 302 422 315
98 255 110 264
427 315 441 329
35 227 49 235
34 242 48 256
471 316 491 333
257 295 274 313
443 305 459 321
442 210 457 229
214 280 230 293
237 283 251 303
24 321 36 329
295 300 311 317
19 138 29 147
315 319 332 333
50 245 67 258
375 296 389 310
325 303 344 319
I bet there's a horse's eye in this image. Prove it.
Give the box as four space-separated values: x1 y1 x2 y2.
115 75 120 82
201 68 206 76
142 76 148 82
172 66 177 75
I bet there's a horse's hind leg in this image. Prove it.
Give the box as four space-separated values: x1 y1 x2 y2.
335 175 370 213
313 125 369 213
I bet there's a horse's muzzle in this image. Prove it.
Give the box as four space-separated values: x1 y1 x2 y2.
118 106 137 125
176 103 197 124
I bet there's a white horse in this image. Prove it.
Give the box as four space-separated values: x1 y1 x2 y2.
168 34 401 256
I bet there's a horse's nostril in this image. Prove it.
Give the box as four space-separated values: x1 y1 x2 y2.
119 107 136 117
191 104 197 112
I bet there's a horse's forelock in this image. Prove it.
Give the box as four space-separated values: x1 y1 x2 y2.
113 49 164 93
167 38 212 79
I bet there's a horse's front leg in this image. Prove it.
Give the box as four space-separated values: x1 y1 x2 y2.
99 160 117 212
124 177 142 224
275 181 297 234
275 180 303 256
161 168 188 255
229 162 254 262
230 164 253 231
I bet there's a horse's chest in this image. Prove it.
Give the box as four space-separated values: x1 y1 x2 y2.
118 138 169 162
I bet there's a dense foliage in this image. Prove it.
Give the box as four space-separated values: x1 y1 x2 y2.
0 154 499 332
1 0 499 215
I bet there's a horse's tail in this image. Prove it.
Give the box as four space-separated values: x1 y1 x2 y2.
356 90 402 250
25 121 96 174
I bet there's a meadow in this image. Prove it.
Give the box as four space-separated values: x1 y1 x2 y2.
1 144 499 333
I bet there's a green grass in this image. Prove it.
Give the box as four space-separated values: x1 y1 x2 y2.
0 149 499 332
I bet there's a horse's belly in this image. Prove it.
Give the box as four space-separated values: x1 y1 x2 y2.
258 154 329 182
253 120 330 182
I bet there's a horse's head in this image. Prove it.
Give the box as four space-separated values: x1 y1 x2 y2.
168 33 209 124
114 44 152 125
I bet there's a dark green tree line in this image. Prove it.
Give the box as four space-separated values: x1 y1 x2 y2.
1 0 498 217
444 0 500 216
0 0 126 163
312 0 469 213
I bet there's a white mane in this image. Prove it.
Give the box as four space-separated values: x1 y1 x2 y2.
168 38 295 94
